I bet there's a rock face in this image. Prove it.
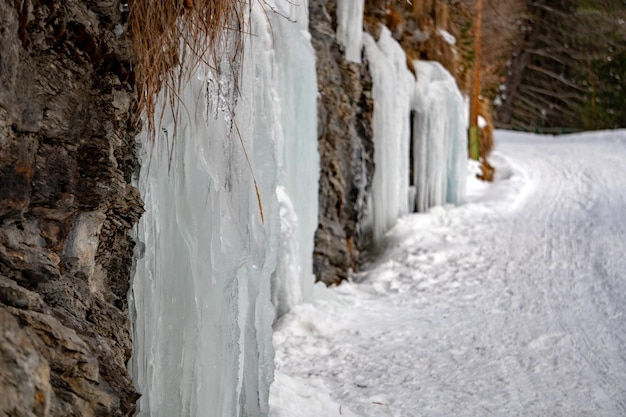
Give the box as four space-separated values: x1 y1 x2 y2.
0 1 142 415
310 0 375 285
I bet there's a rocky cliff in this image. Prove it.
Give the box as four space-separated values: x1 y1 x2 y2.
310 0 469 285
310 0 375 285
0 1 141 415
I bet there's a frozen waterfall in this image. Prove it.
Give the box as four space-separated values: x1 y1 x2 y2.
337 0 365 63
270 7 319 318
129 2 318 416
129 2 468 414
412 61 467 212
363 27 413 245
362 27 467 244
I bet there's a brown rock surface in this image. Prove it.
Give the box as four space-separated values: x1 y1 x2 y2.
0 308 52 417
0 1 142 415
310 0 376 285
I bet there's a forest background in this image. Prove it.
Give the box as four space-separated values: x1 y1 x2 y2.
397 0 626 132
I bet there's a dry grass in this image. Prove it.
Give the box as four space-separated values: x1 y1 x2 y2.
129 0 249 141
419 31 458 78
129 0 268 221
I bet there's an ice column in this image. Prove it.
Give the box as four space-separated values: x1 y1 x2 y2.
282 0 309 29
363 27 414 244
337 0 365 63
412 61 467 212
361 28 467 244
269 3 319 317
130 2 318 416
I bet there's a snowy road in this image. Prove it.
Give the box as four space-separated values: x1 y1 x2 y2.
270 130 626 417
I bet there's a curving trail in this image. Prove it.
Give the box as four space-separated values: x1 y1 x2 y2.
271 130 626 417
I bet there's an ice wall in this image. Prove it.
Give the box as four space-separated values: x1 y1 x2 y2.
363 27 414 244
361 27 467 244
270 3 319 317
337 0 365 63
130 1 318 416
412 61 467 212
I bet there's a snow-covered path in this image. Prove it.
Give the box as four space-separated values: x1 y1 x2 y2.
270 130 626 417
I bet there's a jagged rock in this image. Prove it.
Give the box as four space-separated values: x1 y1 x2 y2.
0 1 142 415
310 0 375 285
0 308 52 417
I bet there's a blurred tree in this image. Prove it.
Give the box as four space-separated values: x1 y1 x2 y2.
495 0 626 130
584 43 626 129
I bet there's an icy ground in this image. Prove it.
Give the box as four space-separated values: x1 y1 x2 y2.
270 130 626 417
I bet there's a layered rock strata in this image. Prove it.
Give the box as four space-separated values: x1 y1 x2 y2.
0 1 142 415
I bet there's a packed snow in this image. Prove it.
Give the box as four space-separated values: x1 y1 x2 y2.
271 130 626 417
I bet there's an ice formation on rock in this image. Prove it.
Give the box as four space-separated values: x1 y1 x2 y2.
413 60 467 212
337 0 365 63
362 27 467 244
130 2 318 416
270 1 319 317
130 3 466 414
363 27 413 244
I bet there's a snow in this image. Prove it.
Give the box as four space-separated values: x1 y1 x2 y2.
337 0 365 63
130 1 318 415
438 29 456 45
413 60 467 212
271 129 626 416
478 114 487 128
270 372 360 417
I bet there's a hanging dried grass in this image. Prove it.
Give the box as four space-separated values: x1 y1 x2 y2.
129 0 267 222
128 0 249 141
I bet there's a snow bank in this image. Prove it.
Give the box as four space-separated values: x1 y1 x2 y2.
270 372 359 417
130 2 318 415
